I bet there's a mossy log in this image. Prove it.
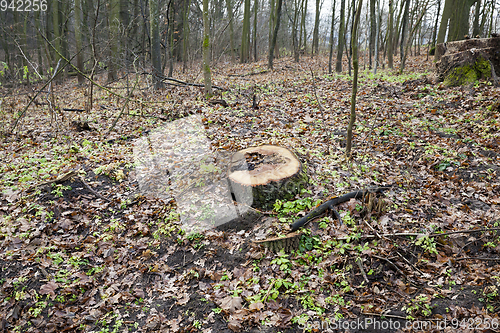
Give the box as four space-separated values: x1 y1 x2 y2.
227 145 307 210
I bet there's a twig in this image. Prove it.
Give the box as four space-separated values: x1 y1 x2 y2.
27 170 77 192
372 254 410 281
361 312 408 320
78 176 111 202
335 227 500 241
160 75 224 91
227 70 269 77
12 38 43 80
308 66 325 112
107 66 140 135
356 257 370 285
453 256 500 262
396 251 425 276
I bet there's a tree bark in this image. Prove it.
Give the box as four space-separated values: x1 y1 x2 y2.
253 0 258 61
346 0 362 157
182 0 191 72
387 0 394 69
149 0 164 89
226 0 236 62
369 0 376 69
431 0 441 48
107 0 120 82
328 0 336 73
74 0 85 84
241 0 251 62
312 0 321 55
472 0 481 37
203 0 212 96
336 0 345 72
268 0 282 69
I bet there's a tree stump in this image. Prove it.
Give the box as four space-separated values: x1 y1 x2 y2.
227 145 307 210
435 37 500 86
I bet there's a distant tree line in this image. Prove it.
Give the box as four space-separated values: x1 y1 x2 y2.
0 0 498 86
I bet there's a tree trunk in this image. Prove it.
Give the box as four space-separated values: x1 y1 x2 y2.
226 0 236 62
149 0 164 89
346 0 362 157
203 0 212 96
241 0 251 62
374 0 380 74
431 0 441 48
52 0 61 71
74 0 85 84
387 0 394 68
182 0 191 72
369 0 376 69
107 0 120 82
488 0 494 37
336 0 345 72
292 0 300 62
448 0 476 42
300 0 307 54
399 0 410 64
35 11 45 75
328 0 336 73
268 0 282 69
472 0 481 36
312 0 321 55
253 0 258 61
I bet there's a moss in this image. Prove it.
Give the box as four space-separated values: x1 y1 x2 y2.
203 36 210 49
474 56 491 78
444 56 491 86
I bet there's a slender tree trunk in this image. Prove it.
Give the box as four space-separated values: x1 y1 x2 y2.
369 0 376 69
268 0 283 69
301 0 307 54
226 0 236 62
312 0 321 55
488 0 494 37
52 0 61 71
35 11 45 75
269 0 275 54
472 0 481 36
374 0 380 74
253 0 258 61
431 0 441 48
346 0 362 157
328 0 336 73
387 0 394 68
203 0 212 96
166 0 174 76
241 0 251 62
292 0 300 62
400 0 410 63
336 0 345 72
149 0 163 89
74 0 85 84
182 0 191 72
107 0 120 81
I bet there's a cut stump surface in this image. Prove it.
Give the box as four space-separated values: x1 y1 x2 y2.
228 145 306 210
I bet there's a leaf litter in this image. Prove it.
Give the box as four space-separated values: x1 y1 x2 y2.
0 55 499 332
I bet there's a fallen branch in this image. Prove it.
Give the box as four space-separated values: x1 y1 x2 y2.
160 75 224 91
227 70 269 77
78 176 111 202
290 186 393 232
27 170 77 192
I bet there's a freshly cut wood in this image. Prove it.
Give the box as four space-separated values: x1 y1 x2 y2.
228 145 306 210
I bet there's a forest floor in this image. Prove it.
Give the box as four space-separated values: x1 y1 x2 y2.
1 55 500 333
